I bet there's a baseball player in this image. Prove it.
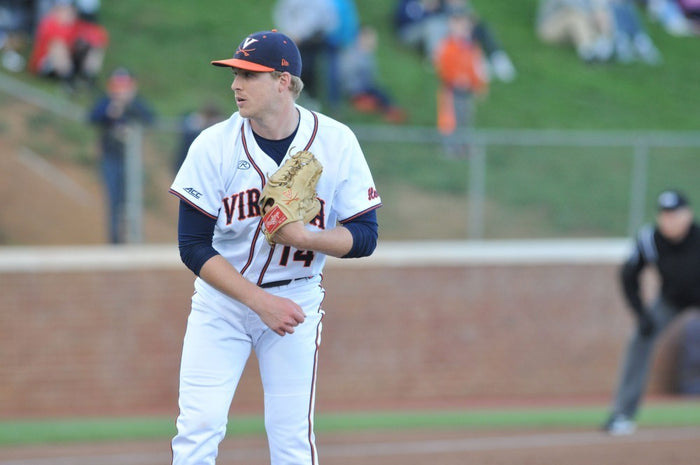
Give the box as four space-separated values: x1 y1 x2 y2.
168 30 381 464
603 189 700 435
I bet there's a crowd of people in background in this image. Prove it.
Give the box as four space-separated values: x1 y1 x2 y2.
536 0 700 65
271 0 516 156
2 1 698 104
4 0 698 134
394 0 516 82
271 0 410 123
391 0 514 156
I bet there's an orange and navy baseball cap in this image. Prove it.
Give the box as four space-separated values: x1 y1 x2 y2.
211 30 302 77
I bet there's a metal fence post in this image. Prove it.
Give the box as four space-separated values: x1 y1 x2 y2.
468 144 486 239
124 124 144 243
627 142 649 237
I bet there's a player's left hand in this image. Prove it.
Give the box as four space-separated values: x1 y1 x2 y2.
259 150 323 245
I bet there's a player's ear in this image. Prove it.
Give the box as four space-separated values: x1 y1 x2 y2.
277 72 292 93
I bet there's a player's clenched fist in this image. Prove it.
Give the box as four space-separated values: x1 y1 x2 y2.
253 292 306 336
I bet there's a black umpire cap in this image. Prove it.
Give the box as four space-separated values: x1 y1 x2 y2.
657 189 689 211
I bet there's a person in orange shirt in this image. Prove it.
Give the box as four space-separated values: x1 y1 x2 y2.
433 9 488 158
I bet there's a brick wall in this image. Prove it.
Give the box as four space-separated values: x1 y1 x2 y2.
0 242 688 418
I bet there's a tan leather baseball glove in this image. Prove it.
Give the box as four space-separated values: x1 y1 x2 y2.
259 150 323 244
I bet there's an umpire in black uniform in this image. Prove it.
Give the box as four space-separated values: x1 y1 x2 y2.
604 189 700 435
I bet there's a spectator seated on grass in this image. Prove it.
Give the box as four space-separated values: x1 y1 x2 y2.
0 0 34 72
643 0 697 35
394 0 516 82
393 0 445 57
273 0 338 110
536 0 616 63
609 0 662 64
677 0 700 31
28 0 108 93
339 25 407 124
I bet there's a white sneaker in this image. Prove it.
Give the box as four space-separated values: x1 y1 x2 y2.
1 49 25 72
605 415 636 436
490 51 516 83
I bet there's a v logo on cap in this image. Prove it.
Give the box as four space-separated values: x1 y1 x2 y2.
237 37 258 57
242 37 258 49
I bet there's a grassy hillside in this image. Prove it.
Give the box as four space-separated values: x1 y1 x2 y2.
4 0 700 240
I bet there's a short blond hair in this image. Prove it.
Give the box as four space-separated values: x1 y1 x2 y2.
271 71 304 100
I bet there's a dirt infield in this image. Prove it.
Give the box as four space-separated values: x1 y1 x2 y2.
2 425 699 465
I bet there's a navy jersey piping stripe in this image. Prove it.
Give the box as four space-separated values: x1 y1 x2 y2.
257 112 318 285
303 110 319 150
307 291 325 464
240 123 267 277
247 112 319 286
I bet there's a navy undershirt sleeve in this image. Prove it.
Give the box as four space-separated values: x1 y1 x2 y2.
341 209 379 258
177 200 219 275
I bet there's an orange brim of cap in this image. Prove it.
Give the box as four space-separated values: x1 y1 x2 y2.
211 58 275 72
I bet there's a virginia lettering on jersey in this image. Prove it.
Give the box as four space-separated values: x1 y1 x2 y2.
223 189 262 224
223 190 326 229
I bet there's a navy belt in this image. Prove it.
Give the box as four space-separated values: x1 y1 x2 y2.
259 276 313 289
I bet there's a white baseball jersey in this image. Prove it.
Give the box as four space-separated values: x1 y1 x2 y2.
170 106 381 293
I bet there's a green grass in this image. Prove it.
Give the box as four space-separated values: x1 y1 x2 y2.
2 401 699 446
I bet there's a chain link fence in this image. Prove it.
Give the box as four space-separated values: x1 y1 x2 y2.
3 71 700 242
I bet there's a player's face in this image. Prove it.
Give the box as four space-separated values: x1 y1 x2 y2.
657 207 693 242
230 69 280 119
